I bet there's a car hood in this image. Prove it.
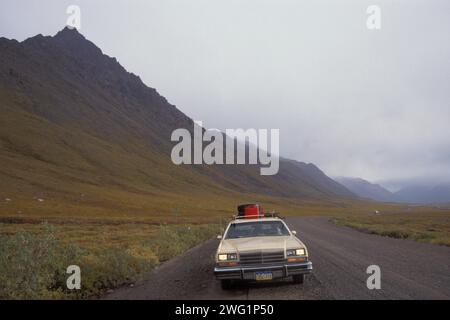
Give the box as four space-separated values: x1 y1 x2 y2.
218 236 304 253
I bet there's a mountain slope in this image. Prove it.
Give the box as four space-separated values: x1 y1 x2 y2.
0 27 355 219
335 177 394 202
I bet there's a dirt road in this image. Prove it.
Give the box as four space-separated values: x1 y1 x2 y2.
104 217 450 300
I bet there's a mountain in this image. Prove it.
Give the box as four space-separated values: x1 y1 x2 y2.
0 27 355 219
334 177 395 202
336 176 450 205
393 185 450 204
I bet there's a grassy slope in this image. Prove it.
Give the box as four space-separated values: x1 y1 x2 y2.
0 93 365 223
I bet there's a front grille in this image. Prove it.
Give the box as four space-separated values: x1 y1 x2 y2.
239 250 285 265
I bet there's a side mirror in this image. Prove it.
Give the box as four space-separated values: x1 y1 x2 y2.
291 230 297 235
217 235 222 240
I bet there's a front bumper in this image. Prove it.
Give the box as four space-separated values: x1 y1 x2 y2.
214 261 313 280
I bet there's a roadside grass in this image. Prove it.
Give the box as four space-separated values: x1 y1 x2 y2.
334 210 450 246
0 221 221 299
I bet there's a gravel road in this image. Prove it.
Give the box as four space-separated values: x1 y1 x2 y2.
104 217 450 300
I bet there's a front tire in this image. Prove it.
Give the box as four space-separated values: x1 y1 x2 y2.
293 274 305 284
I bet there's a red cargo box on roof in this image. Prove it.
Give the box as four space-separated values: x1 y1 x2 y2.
237 203 264 219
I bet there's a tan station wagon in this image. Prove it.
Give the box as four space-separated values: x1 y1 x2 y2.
214 214 313 289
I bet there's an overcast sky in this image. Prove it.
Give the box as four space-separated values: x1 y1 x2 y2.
1 0 449 191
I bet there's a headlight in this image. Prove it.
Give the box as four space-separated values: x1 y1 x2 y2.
228 253 238 260
218 254 228 261
287 248 306 256
218 253 238 261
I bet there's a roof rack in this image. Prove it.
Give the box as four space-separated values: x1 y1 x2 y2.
232 212 284 220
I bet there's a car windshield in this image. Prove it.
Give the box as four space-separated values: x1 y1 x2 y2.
225 221 291 239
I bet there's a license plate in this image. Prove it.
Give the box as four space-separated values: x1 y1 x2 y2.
255 271 273 281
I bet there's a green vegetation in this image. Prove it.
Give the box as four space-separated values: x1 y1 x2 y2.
334 209 450 246
0 222 221 299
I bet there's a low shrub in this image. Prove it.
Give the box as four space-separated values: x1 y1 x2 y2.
0 223 82 299
0 222 219 299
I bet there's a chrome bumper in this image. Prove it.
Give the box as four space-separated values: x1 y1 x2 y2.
214 261 313 280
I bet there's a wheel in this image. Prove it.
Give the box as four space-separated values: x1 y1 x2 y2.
293 274 305 284
221 279 234 290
